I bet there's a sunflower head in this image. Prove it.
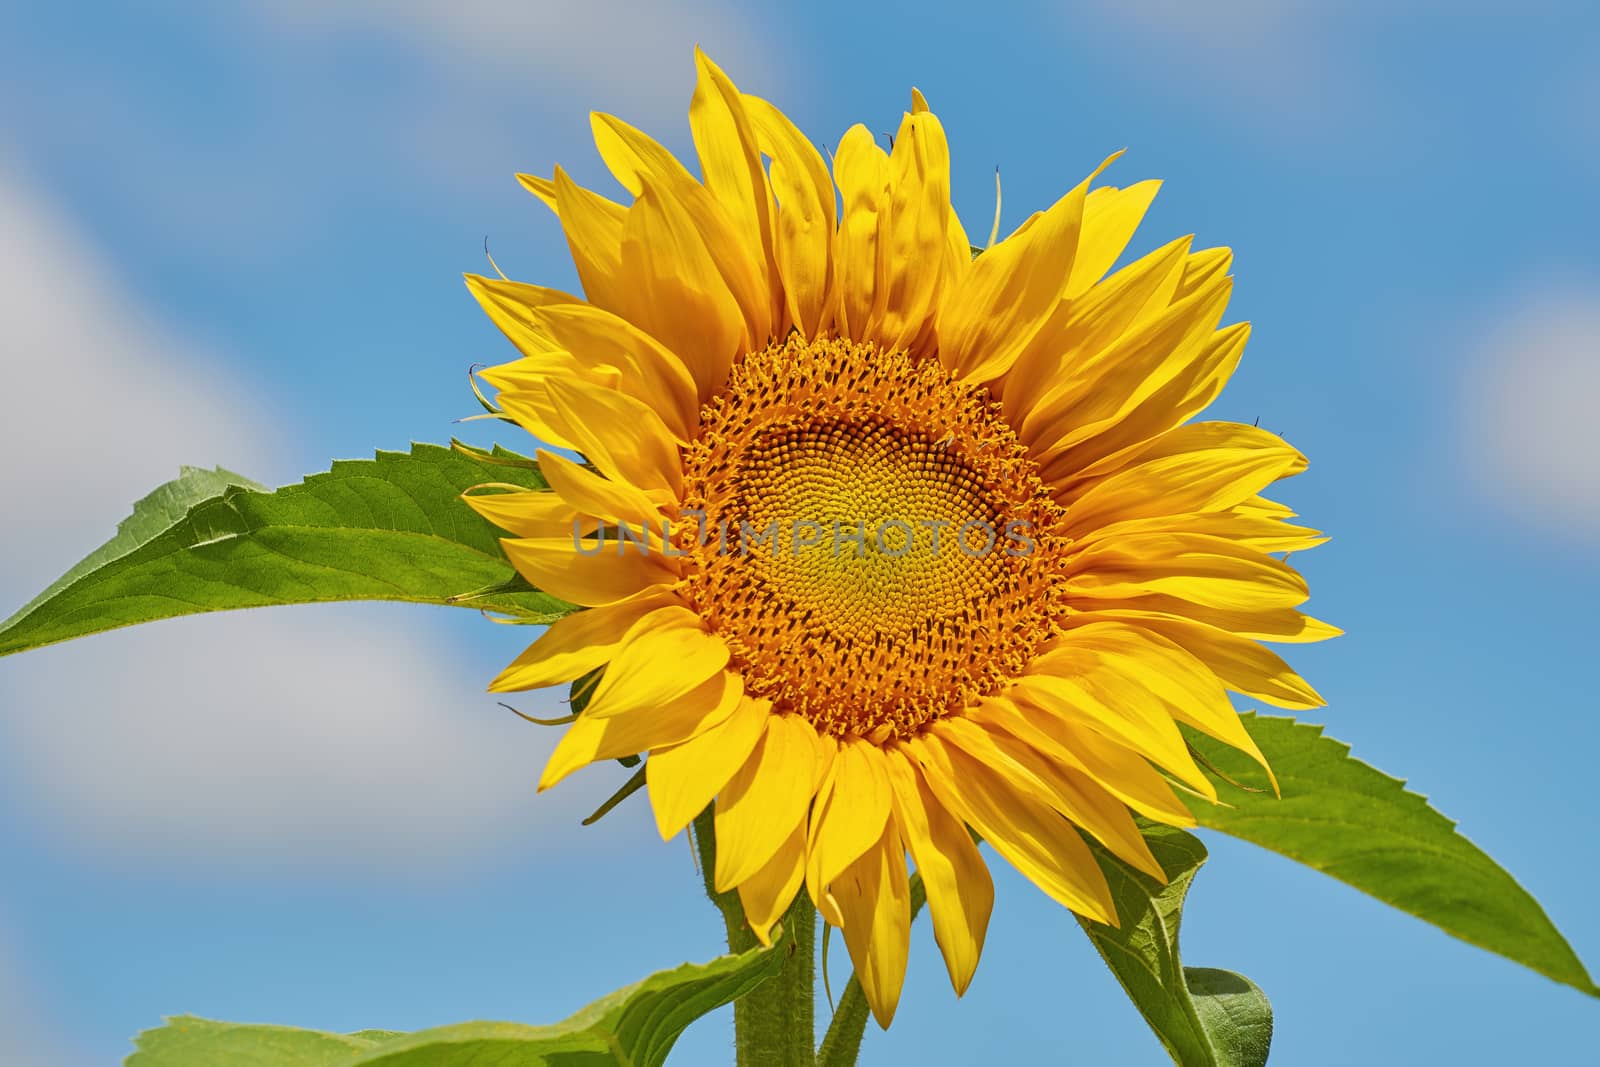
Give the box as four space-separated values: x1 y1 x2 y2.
465 48 1333 1027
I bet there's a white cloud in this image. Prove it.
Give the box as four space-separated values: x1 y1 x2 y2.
0 606 583 866
0 3 781 271
0 158 601 868
0 158 279 608
1461 286 1600 538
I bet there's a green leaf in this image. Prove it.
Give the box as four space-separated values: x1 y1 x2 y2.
1186 969 1273 1067
1 443 575 658
127 1020 377 1065
1189 713 1598 997
127 937 788 1067
1080 824 1273 1067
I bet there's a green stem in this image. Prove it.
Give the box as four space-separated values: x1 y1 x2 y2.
692 808 817 1067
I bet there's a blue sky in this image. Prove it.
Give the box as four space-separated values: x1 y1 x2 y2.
2 2 1598 1063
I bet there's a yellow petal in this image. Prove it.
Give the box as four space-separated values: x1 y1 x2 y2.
805 740 893 924
969 695 1194 827
540 670 742 790
936 717 1164 882
1003 235 1191 429
831 124 891 341
584 607 731 720
833 819 912 1029
463 274 583 357
744 93 835 339
1067 179 1161 297
1076 598 1342 645
1042 321 1251 484
537 449 663 529
1088 611 1327 709
521 303 700 443
1176 246 1232 300
552 166 628 311
543 376 682 498
714 714 825 890
496 380 593 454
1014 660 1214 799
1059 422 1307 536
462 486 588 540
1053 621 1277 791
1078 508 1326 556
877 106 954 354
736 814 807 946
488 588 680 693
646 695 771 839
937 153 1121 383
883 747 992 995
616 178 746 400
591 112 770 350
1067 532 1310 612
516 172 558 211
690 49 780 329
1029 275 1233 460
500 535 678 608
910 732 1116 925
484 346 623 400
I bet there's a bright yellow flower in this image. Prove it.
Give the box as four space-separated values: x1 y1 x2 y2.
466 49 1333 1027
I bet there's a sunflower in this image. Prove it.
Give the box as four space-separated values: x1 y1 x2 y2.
464 49 1332 1027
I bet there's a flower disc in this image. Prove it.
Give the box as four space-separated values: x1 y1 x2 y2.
680 335 1071 740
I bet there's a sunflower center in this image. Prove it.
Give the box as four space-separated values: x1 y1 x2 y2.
677 336 1070 740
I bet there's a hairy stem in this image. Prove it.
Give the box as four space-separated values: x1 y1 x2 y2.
693 807 817 1066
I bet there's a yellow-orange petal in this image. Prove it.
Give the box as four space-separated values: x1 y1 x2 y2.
744 93 835 339
736 813 807 946
543 376 682 498
970 695 1195 827
488 589 681 693
646 695 771 839
500 535 679 608
937 153 1120 383
877 106 954 355
690 48 780 331
615 178 747 399
715 714 826 891
805 740 893 926
1087 610 1327 709
539 670 743 790
537 449 663 529
911 732 1117 925
883 746 992 994
551 166 628 312
833 819 912 1029
584 607 731 720
831 123 891 342
462 486 590 541
1067 180 1161 297
520 302 700 442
